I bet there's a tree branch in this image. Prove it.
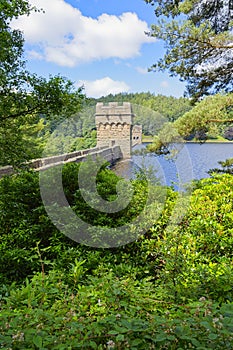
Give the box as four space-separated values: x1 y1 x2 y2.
208 119 233 123
1 104 41 121
158 31 233 50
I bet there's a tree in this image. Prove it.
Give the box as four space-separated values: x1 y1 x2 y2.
145 0 233 100
147 93 233 153
174 93 233 137
0 0 84 165
209 157 233 175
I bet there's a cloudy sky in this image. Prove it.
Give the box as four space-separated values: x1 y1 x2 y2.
12 0 186 98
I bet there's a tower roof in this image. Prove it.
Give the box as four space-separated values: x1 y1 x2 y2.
95 102 133 116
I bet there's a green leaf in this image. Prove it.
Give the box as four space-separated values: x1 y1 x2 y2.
108 330 118 335
155 334 167 342
208 333 218 340
33 335 43 348
89 341 97 349
116 334 125 342
131 338 143 346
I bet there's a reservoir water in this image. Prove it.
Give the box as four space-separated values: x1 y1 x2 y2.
112 142 233 189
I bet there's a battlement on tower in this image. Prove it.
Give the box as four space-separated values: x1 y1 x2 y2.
95 102 133 125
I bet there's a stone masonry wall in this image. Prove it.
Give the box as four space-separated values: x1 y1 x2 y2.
0 146 123 177
132 125 142 146
95 102 134 159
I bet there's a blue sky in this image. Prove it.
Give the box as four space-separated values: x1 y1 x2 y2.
12 0 186 98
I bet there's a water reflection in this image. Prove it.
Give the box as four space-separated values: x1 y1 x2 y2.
111 142 233 189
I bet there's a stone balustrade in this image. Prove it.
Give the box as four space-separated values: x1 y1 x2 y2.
0 146 123 177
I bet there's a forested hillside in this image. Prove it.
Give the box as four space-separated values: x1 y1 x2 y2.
42 93 192 155
88 92 192 135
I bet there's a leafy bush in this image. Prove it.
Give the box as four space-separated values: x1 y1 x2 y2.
0 271 233 349
0 162 168 283
0 167 233 348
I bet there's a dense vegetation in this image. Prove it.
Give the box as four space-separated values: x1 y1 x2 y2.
0 165 233 349
0 0 84 166
148 93 233 153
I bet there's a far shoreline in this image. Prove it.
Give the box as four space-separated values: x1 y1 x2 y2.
142 136 233 144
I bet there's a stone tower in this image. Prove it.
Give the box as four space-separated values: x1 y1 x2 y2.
95 102 134 159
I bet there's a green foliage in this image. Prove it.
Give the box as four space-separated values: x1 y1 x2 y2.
0 116 50 166
0 164 233 348
0 1 84 166
0 271 233 349
45 124 97 155
0 162 160 282
209 157 233 175
0 0 84 122
146 0 233 99
169 174 233 302
70 130 97 151
147 93 233 152
174 93 233 139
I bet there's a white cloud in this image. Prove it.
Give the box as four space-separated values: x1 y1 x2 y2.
11 0 155 67
135 66 148 74
27 49 44 60
79 77 130 97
